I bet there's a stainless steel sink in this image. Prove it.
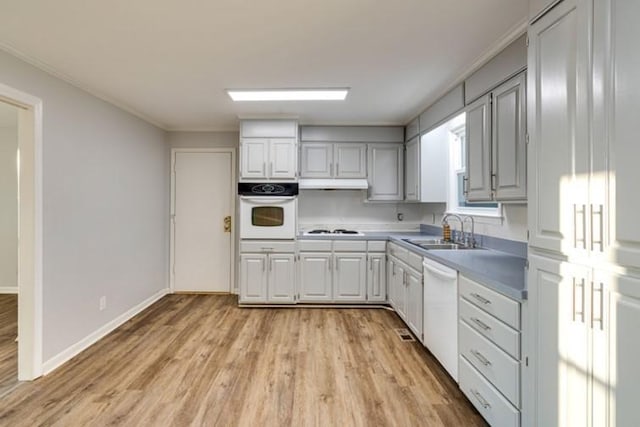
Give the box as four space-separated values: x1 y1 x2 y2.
403 238 481 250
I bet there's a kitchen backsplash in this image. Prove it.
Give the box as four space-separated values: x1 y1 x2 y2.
299 191 528 241
298 190 426 231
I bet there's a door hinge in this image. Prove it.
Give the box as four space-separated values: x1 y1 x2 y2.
526 230 530 240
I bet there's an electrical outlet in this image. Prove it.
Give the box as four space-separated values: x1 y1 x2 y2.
99 296 106 311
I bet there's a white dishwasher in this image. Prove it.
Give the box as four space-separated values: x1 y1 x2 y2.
423 257 459 381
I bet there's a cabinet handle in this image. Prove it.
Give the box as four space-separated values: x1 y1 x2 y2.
591 281 604 330
328 257 332 271
262 259 266 272
572 277 586 323
270 162 274 177
330 163 334 176
369 256 373 271
491 173 497 192
470 317 491 331
590 204 604 252
261 247 274 252
470 293 491 305
574 204 587 250
463 176 469 195
336 162 339 176
392 263 396 276
470 349 492 366
263 162 267 176
269 258 273 272
470 389 491 409
335 257 339 271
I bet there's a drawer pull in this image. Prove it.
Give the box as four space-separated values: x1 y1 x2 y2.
470 349 492 366
471 388 491 409
470 293 492 305
470 317 491 331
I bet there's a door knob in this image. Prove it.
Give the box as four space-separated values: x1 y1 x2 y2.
224 216 231 233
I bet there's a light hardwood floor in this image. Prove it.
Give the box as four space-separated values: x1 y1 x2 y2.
0 295 486 426
0 294 18 397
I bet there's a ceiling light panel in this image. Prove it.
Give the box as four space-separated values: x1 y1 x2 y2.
227 89 349 101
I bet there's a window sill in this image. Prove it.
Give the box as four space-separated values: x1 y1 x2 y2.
445 207 504 225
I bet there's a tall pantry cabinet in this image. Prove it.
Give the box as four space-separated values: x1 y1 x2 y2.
527 0 640 426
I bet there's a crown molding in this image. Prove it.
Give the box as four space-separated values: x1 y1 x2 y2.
0 41 168 130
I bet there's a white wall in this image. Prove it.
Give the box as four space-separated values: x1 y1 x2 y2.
298 190 426 231
0 50 168 362
0 107 18 292
166 131 238 149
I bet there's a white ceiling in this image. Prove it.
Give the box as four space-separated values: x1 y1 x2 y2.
0 0 527 131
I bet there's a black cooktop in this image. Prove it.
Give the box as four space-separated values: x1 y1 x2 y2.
307 229 360 235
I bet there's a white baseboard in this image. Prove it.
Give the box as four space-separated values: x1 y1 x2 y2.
42 288 169 375
0 286 18 294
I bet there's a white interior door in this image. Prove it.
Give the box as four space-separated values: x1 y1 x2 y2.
173 151 233 292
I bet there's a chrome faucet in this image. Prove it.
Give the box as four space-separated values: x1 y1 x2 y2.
442 213 464 244
462 215 476 248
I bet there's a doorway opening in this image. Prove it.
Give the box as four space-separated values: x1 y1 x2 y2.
0 101 19 395
0 83 43 386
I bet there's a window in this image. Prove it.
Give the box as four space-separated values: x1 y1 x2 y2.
445 113 501 216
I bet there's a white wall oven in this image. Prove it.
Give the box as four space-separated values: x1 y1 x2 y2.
238 183 298 240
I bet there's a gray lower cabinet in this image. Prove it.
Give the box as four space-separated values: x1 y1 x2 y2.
298 240 385 303
367 143 404 201
367 252 387 302
239 252 295 304
333 253 367 301
386 243 423 341
298 252 332 301
458 275 522 427
465 72 527 202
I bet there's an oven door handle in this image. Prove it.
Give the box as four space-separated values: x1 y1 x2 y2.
239 196 296 203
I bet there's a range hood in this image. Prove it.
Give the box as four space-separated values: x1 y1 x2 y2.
298 178 369 190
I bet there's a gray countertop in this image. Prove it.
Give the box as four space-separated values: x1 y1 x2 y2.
298 231 527 301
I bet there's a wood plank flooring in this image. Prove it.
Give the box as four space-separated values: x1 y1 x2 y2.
0 294 17 397
0 295 486 426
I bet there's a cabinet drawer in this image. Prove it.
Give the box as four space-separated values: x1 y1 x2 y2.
388 242 408 262
406 251 423 272
460 298 520 359
298 240 332 252
459 321 520 407
367 240 387 252
240 241 296 253
333 240 367 252
459 356 520 427
459 275 520 329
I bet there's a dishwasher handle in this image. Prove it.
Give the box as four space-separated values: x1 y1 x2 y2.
423 261 457 281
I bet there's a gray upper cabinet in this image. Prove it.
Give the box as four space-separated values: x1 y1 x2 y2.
334 143 367 178
465 72 527 202
368 143 404 201
465 94 493 201
492 73 527 201
300 142 366 178
405 137 420 201
300 143 332 178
